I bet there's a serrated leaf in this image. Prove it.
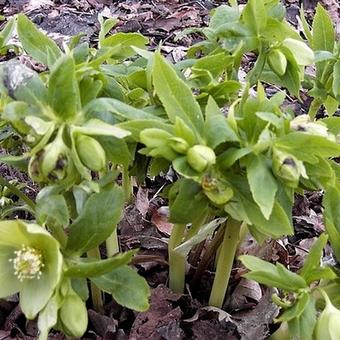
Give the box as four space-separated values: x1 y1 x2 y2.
91 265 150 311
153 52 205 139
240 255 307 291
205 96 239 148
66 185 124 255
17 14 62 67
65 250 136 278
242 0 266 35
246 154 278 219
48 55 81 120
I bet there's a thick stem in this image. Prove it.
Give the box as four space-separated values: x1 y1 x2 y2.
0 176 35 210
208 218 241 308
105 227 119 257
87 247 104 313
168 223 186 293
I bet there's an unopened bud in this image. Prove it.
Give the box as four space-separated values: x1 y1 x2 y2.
272 149 307 187
59 291 88 337
187 145 216 173
282 38 314 66
268 49 287 76
169 137 189 154
75 135 106 171
315 292 340 340
290 115 330 138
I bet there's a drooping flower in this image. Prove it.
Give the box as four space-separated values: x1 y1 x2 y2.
0 220 63 319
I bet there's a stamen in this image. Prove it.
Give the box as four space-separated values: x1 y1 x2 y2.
9 245 44 281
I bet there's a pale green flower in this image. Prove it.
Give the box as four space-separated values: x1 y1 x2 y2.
0 220 63 319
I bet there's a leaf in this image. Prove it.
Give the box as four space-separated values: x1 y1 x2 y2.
100 32 148 59
242 0 266 35
209 5 240 31
174 218 226 257
246 154 278 219
323 186 340 261
48 55 81 121
84 98 160 121
168 179 208 224
287 295 316 340
299 234 328 282
277 292 310 322
91 265 150 311
153 52 205 139
36 194 70 227
205 97 239 148
66 185 124 255
312 4 335 53
17 14 62 67
275 133 340 163
332 60 340 97
0 18 15 47
65 250 136 278
240 255 307 292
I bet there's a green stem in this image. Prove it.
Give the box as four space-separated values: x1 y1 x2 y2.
106 226 119 257
168 223 186 293
122 166 133 203
87 247 104 313
208 218 241 308
0 176 35 210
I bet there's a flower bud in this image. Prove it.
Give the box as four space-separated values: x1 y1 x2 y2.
75 134 106 171
40 132 75 183
168 137 189 154
272 149 307 187
202 175 233 205
315 292 340 340
268 48 287 76
59 291 88 337
282 38 314 66
290 114 330 138
187 145 216 173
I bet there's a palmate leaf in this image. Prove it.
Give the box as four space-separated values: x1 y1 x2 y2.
152 52 205 140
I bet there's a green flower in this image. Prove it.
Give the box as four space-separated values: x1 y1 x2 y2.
0 220 63 319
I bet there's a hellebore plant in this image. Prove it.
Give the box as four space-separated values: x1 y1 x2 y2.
0 1 339 339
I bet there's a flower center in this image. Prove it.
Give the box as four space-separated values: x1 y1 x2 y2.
10 245 44 281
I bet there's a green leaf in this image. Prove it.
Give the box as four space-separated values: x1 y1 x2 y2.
153 52 205 139
277 292 310 322
312 4 335 53
287 295 316 340
0 18 15 47
242 0 266 35
275 133 340 163
209 5 240 31
36 194 70 227
17 14 62 67
246 154 278 219
84 98 160 121
91 265 150 311
100 32 148 59
299 234 328 282
169 179 208 224
332 60 340 97
174 218 226 257
240 255 307 291
65 250 136 278
48 55 81 121
323 186 340 261
205 97 239 148
66 185 124 255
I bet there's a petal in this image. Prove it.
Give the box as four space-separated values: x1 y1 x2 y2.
0 220 29 247
0 246 21 298
20 272 54 319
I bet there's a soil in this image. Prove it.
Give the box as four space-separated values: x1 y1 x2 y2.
0 0 340 339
